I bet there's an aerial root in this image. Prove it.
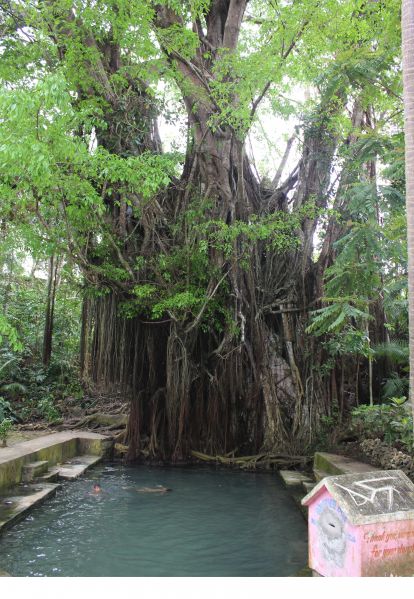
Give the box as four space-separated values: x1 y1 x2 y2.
190 450 311 469
66 412 128 430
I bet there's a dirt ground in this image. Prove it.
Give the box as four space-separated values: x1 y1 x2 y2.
4 429 55 447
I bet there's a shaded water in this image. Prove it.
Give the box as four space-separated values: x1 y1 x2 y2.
0 464 307 576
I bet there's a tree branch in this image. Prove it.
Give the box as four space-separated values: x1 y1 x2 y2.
223 0 248 50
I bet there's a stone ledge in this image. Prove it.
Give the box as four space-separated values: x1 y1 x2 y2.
57 455 102 480
22 460 49 482
278 469 314 521
0 431 110 463
0 483 60 535
0 432 111 490
279 470 313 487
313 451 378 481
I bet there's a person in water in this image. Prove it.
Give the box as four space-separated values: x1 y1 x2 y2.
92 483 102 494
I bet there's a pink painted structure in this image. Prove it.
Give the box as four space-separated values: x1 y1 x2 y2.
302 470 414 576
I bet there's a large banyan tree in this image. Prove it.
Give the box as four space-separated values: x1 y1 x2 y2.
0 0 404 459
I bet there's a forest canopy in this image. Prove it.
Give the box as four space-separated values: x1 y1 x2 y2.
0 0 409 461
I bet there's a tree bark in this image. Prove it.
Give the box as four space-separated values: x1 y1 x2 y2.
42 255 61 367
79 296 90 378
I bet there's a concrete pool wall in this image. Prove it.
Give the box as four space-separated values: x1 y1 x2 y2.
0 431 112 491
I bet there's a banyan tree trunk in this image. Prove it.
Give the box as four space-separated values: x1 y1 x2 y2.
83 2 341 461
21 0 391 461
86 99 337 461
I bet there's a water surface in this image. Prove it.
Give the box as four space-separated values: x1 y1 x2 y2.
0 464 307 576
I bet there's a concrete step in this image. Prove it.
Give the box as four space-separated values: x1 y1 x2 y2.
0 483 60 535
22 460 49 482
279 470 315 522
279 470 313 487
56 455 102 480
302 480 316 494
35 467 61 483
0 431 111 494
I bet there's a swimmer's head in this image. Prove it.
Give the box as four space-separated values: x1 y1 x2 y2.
93 483 101 492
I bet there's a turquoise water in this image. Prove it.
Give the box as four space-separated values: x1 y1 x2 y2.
0 464 307 576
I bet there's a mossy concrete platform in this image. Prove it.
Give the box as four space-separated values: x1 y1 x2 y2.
56 455 102 480
313 451 378 481
0 431 112 491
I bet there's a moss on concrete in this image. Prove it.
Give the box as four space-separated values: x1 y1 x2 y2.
0 433 112 491
77 437 109 456
0 458 25 489
313 452 378 480
313 452 344 476
35 439 78 465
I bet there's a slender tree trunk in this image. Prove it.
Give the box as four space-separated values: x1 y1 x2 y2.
402 0 414 421
42 255 61 366
2 249 14 315
79 296 90 378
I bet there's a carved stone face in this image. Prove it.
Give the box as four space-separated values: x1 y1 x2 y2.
317 507 347 568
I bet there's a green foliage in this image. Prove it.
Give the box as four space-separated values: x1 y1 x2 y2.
307 143 408 371
372 341 409 400
37 396 61 423
306 303 371 338
313 407 340 450
0 418 12 444
152 290 204 320
0 243 84 424
381 373 409 401
0 72 180 276
351 400 414 452
374 340 409 365
10 359 82 423
116 197 303 327
0 398 12 422
0 315 22 352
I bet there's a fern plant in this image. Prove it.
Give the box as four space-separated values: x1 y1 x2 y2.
373 340 409 365
372 341 409 401
306 300 371 337
307 180 396 407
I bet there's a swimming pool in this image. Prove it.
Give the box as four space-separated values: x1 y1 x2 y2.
0 464 307 576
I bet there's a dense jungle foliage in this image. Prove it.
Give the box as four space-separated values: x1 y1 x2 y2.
0 0 412 461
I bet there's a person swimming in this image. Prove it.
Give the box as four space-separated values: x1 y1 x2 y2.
92 483 102 494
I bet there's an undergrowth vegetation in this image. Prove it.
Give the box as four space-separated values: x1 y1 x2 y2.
0 252 84 427
351 398 414 452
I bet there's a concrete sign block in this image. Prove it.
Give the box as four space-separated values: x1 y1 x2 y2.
301 470 414 576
